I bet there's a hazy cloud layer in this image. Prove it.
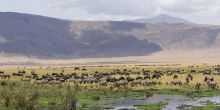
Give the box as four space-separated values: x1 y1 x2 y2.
1 0 220 24
45 0 220 16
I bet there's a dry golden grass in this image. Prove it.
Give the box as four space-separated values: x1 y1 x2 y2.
0 64 218 91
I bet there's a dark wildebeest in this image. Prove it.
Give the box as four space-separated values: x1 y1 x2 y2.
191 69 196 73
170 80 182 86
187 74 193 80
74 67 80 70
204 76 214 82
173 75 178 79
195 83 201 90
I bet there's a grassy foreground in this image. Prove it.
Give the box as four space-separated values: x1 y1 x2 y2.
0 80 220 110
0 64 220 109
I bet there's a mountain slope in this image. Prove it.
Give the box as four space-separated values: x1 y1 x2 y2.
0 12 161 58
130 14 192 24
0 12 220 59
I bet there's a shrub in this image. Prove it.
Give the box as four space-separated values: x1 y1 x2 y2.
0 81 7 86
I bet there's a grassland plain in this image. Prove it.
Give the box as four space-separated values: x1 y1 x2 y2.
0 64 220 109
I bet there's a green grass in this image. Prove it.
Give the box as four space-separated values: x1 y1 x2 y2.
179 101 220 110
134 102 167 110
1 80 220 109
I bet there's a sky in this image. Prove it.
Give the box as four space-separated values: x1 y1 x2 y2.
0 0 220 24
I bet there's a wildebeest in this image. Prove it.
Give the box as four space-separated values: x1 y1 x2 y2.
131 80 142 86
12 72 24 77
99 80 107 86
186 74 193 83
21 77 31 82
170 80 182 86
0 70 4 74
74 67 80 70
204 76 214 82
203 70 212 75
173 75 178 79
0 74 10 79
152 72 162 79
191 69 196 73
144 80 157 86
126 76 134 82
195 83 201 90
212 71 220 75
48 80 62 84
207 81 218 89
187 74 193 80
114 80 128 87
35 79 48 85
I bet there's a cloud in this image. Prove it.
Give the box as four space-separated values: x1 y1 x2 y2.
44 0 161 17
44 0 220 24
0 37 7 43
45 0 220 16
160 0 220 14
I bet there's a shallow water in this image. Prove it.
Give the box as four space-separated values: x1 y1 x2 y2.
100 94 220 110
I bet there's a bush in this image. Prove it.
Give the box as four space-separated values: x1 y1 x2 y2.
0 81 7 86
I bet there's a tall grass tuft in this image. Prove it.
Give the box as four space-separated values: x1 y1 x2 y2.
14 84 40 110
64 85 77 110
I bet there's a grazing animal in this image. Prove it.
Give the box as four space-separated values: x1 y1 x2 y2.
114 80 128 87
144 80 157 86
0 74 10 79
12 72 24 77
99 80 107 86
74 67 80 70
126 76 134 82
207 81 218 89
173 75 178 79
0 71 4 74
191 69 196 73
21 77 31 82
204 76 214 82
195 83 201 90
152 73 161 79
82 68 87 71
203 70 212 75
48 80 62 84
144 75 151 79
187 74 193 80
170 80 182 86
35 79 48 85
131 80 141 86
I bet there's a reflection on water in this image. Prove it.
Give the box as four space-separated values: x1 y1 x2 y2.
100 94 220 110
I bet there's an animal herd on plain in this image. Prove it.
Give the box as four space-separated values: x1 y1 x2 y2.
0 65 220 90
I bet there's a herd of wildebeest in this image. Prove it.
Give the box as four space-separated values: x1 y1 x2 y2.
1 65 220 90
